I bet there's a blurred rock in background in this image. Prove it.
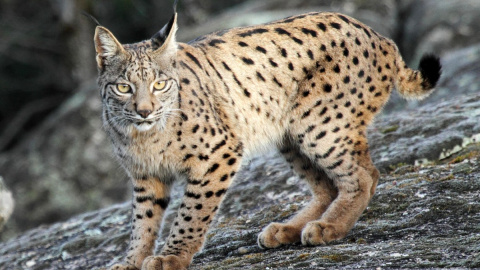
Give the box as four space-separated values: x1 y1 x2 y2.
0 176 14 232
1 0 480 242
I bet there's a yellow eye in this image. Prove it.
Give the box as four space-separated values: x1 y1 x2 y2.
153 80 167 91
116 84 131 93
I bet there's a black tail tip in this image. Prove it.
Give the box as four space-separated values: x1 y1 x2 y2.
419 54 442 88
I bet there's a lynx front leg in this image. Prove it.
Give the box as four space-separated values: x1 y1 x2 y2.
110 177 172 270
141 158 241 270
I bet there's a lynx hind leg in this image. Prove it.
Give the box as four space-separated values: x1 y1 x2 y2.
300 135 380 246
258 138 338 249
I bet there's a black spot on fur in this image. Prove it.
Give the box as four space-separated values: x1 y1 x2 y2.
338 15 351 24
227 158 237 165
301 109 311 119
333 65 341 73
363 50 369 58
186 52 202 68
256 71 266 82
136 196 152 203
269 59 278 67
330 22 341 29
323 83 332 93
222 61 231 71
183 154 194 161
154 198 170 209
352 57 359 65
327 160 343 170
133 187 145 193
273 77 283 87
293 37 303 45
241 57 255 65
307 50 314 59
238 28 269 37
316 131 327 140
275 28 290 36
192 124 200 133
208 39 226 47
256 46 267 54
363 28 372 38
186 192 201 199
317 22 327 31
215 189 227 197
301 28 318 37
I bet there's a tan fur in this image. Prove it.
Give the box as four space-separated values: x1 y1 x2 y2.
94 11 439 270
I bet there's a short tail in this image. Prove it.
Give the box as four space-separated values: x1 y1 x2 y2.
395 54 442 100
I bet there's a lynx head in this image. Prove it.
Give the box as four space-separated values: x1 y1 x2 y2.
94 12 179 133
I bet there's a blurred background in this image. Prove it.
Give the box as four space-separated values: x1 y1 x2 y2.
1 0 480 241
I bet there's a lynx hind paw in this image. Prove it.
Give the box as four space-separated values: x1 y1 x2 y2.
258 222 301 249
301 221 344 246
142 255 187 270
108 263 138 270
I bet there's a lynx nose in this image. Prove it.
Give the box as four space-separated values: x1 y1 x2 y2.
137 109 152 118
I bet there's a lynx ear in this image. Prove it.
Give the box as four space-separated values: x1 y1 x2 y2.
94 26 126 69
151 12 178 57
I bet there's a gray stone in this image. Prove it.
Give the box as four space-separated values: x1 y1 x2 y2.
0 176 14 232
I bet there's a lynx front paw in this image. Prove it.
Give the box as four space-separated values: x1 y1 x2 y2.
258 222 301 249
301 221 345 246
142 255 188 270
109 263 138 270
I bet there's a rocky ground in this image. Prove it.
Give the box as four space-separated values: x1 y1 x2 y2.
2 0 480 240
1 94 479 268
1 0 480 269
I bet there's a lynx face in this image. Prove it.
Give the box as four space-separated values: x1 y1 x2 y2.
95 20 179 133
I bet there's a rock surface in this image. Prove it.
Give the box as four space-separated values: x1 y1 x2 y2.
1 92 480 269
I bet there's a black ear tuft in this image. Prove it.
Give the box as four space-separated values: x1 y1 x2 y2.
151 13 176 50
173 0 179 13
81 11 101 26
419 54 442 88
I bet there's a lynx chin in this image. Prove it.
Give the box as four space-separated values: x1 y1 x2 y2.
93 2 441 269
